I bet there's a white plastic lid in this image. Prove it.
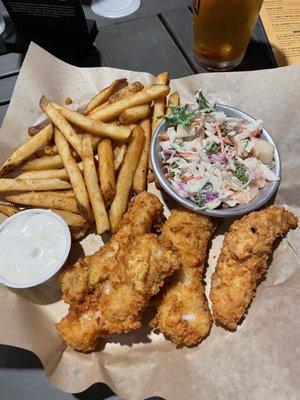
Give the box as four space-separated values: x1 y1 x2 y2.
91 0 141 18
0 209 71 289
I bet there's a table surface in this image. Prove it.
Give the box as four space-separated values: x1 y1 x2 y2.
0 1 276 399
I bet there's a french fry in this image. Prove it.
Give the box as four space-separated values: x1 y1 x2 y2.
21 154 64 171
53 209 87 227
133 119 151 193
118 104 151 125
88 100 109 115
98 139 116 206
152 72 169 134
109 126 145 232
28 121 50 137
128 124 137 130
78 134 100 151
51 104 132 141
109 81 144 104
84 78 127 115
0 124 53 177
43 144 58 156
18 168 69 181
60 191 75 197
0 178 71 192
54 129 92 220
166 91 180 115
52 209 90 240
89 84 170 122
6 192 79 213
21 150 81 171
17 162 83 181
35 144 58 158
82 136 110 234
40 96 82 156
70 227 89 241
0 203 21 217
114 144 126 172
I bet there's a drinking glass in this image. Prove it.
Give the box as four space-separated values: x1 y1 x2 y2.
193 0 263 71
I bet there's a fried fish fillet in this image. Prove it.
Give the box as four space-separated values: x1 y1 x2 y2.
150 209 216 346
57 234 180 351
60 192 164 304
210 206 298 330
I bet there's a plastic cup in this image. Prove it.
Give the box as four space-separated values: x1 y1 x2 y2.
0 209 71 289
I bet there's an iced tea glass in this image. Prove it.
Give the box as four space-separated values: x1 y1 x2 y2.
193 0 263 71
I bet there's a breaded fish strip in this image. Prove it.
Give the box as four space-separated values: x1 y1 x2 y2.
60 192 164 304
57 234 180 351
150 209 216 347
210 206 298 330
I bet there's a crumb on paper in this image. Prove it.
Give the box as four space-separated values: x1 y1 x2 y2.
64 97 73 105
148 171 155 182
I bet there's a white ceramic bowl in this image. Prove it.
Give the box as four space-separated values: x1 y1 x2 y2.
150 104 281 218
0 209 71 288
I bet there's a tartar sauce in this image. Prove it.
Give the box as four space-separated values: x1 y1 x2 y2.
0 210 70 286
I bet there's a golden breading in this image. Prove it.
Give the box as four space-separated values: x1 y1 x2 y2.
210 206 298 330
60 191 164 304
150 208 216 346
57 234 180 351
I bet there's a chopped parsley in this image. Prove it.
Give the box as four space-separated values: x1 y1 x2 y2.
166 105 197 127
202 182 213 192
197 193 206 207
205 142 220 154
220 127 231 135
174 138 184 147
169 161 179 178
166 90 213 127
171 161 179 169
196 183 213 207
233 158 249 184
194 90 214 112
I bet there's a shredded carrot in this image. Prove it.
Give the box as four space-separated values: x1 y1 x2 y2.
223 136 235 146
159 134 169 141
178 151 196 159
251 129 261 138
181 175 194 183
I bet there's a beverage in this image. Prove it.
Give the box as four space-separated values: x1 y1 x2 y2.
193 0 263 71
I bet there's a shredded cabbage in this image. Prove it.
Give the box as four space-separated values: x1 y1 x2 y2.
160 91 279 210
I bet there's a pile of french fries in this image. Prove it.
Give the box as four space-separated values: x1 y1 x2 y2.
0 72 180 240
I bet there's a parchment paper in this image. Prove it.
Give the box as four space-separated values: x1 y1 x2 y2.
0 43 299 400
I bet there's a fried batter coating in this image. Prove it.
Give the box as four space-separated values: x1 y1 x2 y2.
210 206 298 330
150 209 216 346
57 234 180 351
60 192 164 304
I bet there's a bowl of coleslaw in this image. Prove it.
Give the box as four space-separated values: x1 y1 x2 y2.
150 90 281 217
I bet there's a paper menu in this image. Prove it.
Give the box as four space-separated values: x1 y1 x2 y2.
260 0 300 66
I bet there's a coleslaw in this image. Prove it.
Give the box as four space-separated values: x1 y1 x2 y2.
160 90 279 210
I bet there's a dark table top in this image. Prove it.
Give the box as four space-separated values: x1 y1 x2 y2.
0 1 276 399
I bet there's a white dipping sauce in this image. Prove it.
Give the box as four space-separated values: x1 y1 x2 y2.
0 211 69 285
